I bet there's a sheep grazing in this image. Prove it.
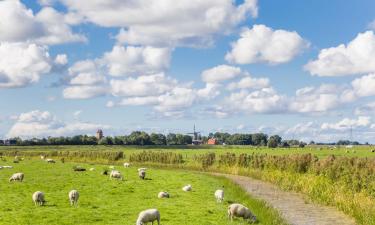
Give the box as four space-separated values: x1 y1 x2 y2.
158 191 170 198
109 170 123 180
32 191 45 206
123 162 130 168
136 209 160 225
9 172 24 182
138 169 146 180
214 189 224 203
228 203 256 222
182 184 192 192
46 158 55 163
69 190 79 206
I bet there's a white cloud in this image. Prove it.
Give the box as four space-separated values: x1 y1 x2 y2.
54 54 68 65
0 0 86 45
110 73 176 97
225 24 307 64
7 110 110 138
63 86 108 99
290 84 342 113
0 42 52 88
103 45 171 76
355 102 375 115
222 88 288 114
305 31 375 76
201 65 242 83
321 116 371 130
60 0 257 47
227 76 270 90
351 73 375 97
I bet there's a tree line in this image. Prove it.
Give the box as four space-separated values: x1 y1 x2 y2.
0 131 313 147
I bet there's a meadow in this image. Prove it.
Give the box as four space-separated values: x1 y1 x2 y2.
1 145 375 224
0 159 285 225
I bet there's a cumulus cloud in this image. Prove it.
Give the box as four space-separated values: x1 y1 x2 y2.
0 42 52 88
351 73 375 97
227 76 270 90
63 86 108 99
7 110 110 138
110 73 176 97
290 84 342 113
225 24 308 64
305 31 375 76
221 88 288 114
201 65 242 83
103 45 171 76
321 116 371 130
60 0 257 47
0 0 86 45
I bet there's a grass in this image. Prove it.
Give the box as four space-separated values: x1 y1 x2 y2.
0 159 286 225
2 144 375 158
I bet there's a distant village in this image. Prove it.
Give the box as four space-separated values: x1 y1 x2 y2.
0 126 364 147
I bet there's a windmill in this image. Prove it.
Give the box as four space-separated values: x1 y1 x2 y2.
188 124 202 145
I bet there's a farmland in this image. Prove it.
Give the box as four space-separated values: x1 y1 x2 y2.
1 145 375 224
0 159 285 225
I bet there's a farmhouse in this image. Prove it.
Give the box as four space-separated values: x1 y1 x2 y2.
207 138 217 145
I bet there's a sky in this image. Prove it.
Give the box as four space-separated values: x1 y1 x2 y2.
1 0 375 143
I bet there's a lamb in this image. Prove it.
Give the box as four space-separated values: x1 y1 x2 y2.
158 191 170 198
109 170 123 180
46 158 55 163
123 162 130 168
136 209 160 225
138 168 146 179
214 189 224 203
182 184 192 192
69 190 79 206
228 203 256 222
9 172 24 182
32 191 45 206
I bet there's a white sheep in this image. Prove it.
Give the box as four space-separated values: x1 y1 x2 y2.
138 169 146 180
32 191 45 206
123 162 130 168
214 189 224 203
9 172 24 182
228 203 256 222
109 170 123 180
136 209 160 225
46 158 55 163
69 190 79 206
158 191 170 198
182 184 192 192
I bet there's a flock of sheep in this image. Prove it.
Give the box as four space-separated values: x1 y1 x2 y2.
4 156 257 224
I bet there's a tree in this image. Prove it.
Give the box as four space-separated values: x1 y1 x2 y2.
268 135 282 148
150 133 166 145
252 133 268 146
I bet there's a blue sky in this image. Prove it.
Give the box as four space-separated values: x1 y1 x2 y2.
1 0 375 143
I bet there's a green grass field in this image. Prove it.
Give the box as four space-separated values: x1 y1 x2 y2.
2 144 374 158
0 159 285 225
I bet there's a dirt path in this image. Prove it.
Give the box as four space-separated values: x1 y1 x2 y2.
212 173 356 225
